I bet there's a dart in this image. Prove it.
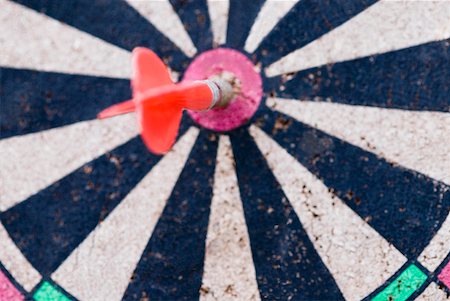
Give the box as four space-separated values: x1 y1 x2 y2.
97 47 235 154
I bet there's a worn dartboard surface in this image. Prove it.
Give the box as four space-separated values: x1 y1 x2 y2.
1 0 450 300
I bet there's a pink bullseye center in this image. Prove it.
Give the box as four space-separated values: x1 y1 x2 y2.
183 48 263 131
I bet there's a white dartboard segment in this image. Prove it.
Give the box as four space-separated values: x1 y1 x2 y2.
244 0 299 53
415 282 449 301
267 98 450 186
207 0 229 46
265 0 450 77
249 125 407 301
51 127 199 301
126 0 197 57
0 114 138 212
0 0 131 78
200 135 260 301
0 223 41 291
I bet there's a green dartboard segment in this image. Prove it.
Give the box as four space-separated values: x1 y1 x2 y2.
33 281 72 301
372 264 427 301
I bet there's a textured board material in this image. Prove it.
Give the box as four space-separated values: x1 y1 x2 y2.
415 282 449 301
249 125 406 301
200 136 260 300
51 128 199 301
1 1 449 300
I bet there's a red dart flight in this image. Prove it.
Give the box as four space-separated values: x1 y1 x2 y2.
98 47 233 154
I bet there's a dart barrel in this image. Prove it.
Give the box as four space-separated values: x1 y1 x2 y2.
201 78 235 110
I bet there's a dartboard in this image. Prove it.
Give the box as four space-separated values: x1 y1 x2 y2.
1 0 449 300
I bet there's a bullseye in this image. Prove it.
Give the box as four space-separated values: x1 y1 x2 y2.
184 48 263 131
